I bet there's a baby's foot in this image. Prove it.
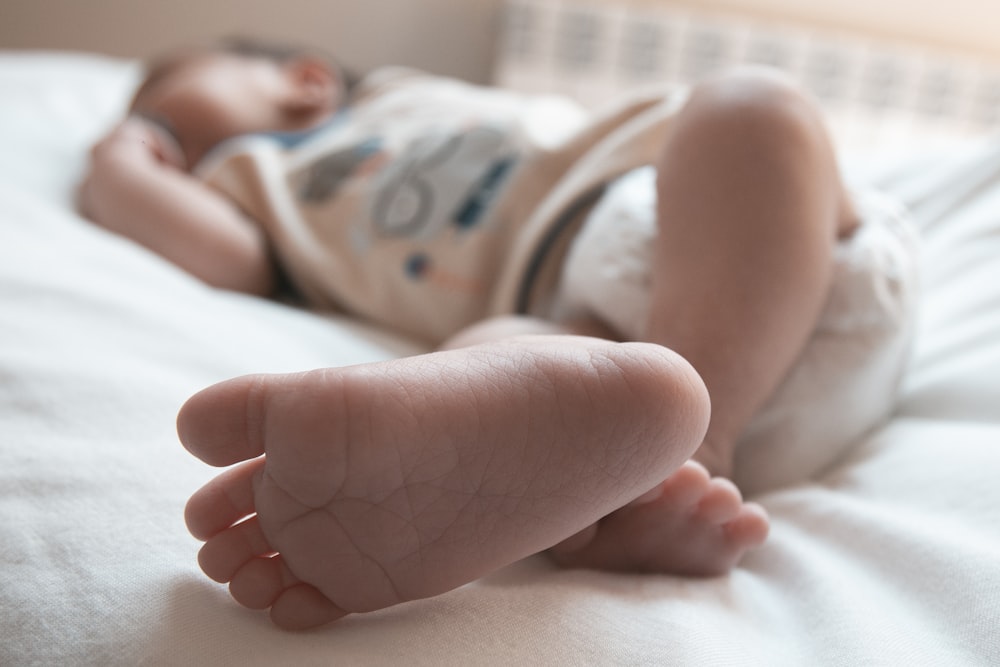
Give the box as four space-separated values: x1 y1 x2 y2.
548 460 769 575
178 337 709 629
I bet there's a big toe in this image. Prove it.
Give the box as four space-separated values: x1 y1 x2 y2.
177 374 270 466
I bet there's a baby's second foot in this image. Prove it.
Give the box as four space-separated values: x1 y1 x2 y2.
178 337 709 629
548 460 769 575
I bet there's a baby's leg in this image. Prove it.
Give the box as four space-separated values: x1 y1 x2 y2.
646 66 859 476
180 336 708 629
552 67 856 572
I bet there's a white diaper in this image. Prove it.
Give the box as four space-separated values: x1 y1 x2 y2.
551 166 920 495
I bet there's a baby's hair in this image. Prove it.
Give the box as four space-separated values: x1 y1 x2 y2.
130 36 360 110
218 37 360 93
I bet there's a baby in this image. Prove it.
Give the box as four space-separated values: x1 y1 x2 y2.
80 39 914 630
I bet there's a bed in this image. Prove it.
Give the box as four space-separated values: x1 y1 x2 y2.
3 6 1000 666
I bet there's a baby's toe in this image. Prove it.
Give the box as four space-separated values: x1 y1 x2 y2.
185 458 264 540
270 583 348 630
229 555 348 629
694 477 744 524
198 515 275 583
723 502 770 547
634 460 711 507
229 554 296 609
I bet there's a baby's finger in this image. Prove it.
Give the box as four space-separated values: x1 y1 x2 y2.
144 120 187 169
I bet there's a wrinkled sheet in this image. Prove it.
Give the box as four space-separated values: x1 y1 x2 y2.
1 52 998 666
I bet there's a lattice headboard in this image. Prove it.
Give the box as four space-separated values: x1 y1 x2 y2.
494 0 1000 150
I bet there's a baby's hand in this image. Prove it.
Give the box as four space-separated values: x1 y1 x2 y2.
78 117 186 229
90 116 187 171
78 114 277 296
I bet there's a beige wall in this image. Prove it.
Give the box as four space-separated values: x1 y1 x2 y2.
3 0 999 81
629 0 1000 59
0 0 506 83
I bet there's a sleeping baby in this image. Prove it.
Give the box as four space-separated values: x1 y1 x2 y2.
79 38 917 629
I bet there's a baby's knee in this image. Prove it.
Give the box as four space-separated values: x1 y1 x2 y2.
680 66 826 149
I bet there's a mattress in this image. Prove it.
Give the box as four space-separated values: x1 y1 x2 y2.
1 50 999 666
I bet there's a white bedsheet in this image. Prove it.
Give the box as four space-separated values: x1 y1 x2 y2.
1 52 998 666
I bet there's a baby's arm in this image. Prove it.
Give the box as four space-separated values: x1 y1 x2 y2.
79 117 276 296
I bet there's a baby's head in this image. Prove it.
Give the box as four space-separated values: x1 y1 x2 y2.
131 38 352 168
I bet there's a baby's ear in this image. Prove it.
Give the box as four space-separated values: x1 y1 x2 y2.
282 57 342 118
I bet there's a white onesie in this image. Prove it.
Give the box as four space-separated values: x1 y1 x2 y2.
197 68 688 344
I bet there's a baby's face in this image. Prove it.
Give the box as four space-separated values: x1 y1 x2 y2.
133 54 326 168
